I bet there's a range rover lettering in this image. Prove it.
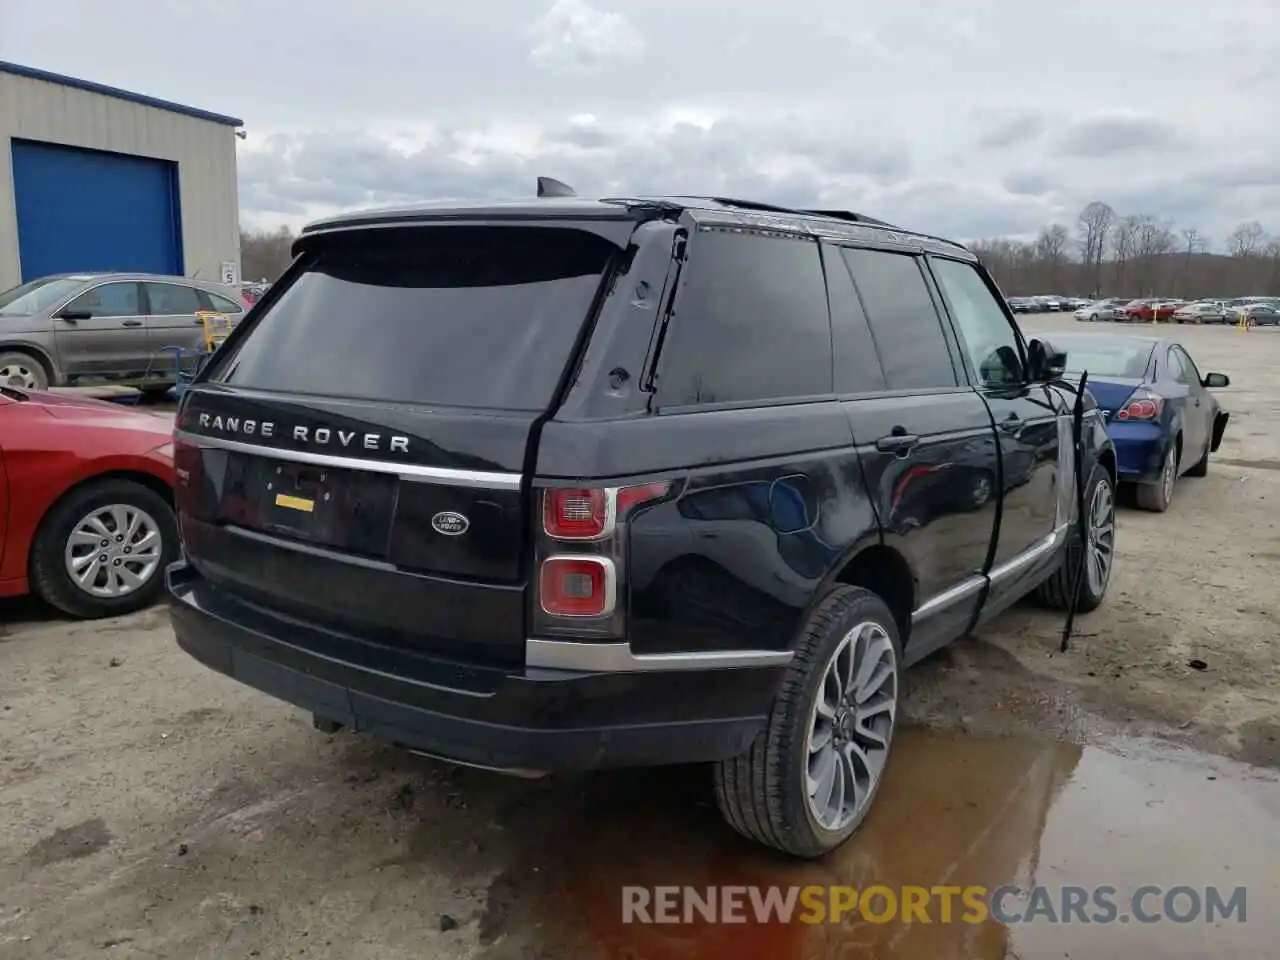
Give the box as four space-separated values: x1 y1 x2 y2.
167 185 1116 858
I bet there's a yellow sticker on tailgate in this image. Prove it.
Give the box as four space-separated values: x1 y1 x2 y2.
274 493 315 513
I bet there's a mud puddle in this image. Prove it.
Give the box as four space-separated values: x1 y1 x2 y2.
482 727 1280 959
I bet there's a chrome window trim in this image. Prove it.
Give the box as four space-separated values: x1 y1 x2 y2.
173 430 523 490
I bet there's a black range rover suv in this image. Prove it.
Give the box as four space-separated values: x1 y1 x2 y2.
167 189 1117 858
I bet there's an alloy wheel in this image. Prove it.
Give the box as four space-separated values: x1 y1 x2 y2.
1161 451 1176 505
0 361 40 389
1085 478 1115 596
805 621 898 832
63 504 164 598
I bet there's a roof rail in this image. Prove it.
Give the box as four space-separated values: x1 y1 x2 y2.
537 176 576 198
799 208 895 227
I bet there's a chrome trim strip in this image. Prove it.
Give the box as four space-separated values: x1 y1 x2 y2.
987 522 1069 586
174 431 523 490
911 521 1071 623
911 575 985 624
539 555 618 617
525 639 794 673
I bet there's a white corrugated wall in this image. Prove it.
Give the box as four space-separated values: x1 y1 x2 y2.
0 70 240 289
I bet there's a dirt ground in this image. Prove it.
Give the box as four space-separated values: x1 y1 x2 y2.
2 314 1278 960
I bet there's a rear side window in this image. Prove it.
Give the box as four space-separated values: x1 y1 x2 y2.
655 229 832 407
216 227 616 410
840 249 958 391
199 290 245 314
145 282 202 315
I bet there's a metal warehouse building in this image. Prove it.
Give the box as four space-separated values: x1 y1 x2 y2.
0 61 242 291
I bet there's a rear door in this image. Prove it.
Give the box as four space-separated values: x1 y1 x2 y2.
52 281 150 376
927 256 1063 614
832 245 999 658
174 224 623 667
142 281 206 356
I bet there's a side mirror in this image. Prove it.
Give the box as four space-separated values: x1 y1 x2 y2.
56 309 92 322
1202 372 1230 388
1027 338 1067 382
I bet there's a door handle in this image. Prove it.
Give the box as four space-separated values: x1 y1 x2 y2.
122 320 143 327
998 415 1023 433
876 431 919 455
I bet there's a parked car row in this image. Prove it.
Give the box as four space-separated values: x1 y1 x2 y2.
0 272 251 393
1072 296 1280 325
1007 295 1091 313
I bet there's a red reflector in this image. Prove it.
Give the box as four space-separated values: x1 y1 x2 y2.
616 482 671 517
543 488 609 539
540 557 613 617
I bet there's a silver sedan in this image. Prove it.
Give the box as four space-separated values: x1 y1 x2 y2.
0 272 247 393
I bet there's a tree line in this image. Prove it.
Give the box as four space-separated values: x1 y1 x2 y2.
240 202 1280 299
971 203 1280 299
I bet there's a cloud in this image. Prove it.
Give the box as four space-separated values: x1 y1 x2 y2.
9 0 1273 248
1057 113 1183 156
1002 171 1055 197
528 0 645 74
975 113 1048 151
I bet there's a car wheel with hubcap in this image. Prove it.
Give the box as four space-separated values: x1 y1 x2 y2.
0 351 49 390
1135 443 1177 513
1034 461 1115 612
713 585 902 858
29 478 178 618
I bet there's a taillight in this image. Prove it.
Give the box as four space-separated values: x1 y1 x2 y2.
543 488 612 540
534 482 673 636
540 556 615 617
1116 389 1164 421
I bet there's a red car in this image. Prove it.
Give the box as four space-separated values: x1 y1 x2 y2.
1123 300 1180 322
0 387 177 618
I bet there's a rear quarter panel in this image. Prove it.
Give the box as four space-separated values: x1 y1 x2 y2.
0 405 173 589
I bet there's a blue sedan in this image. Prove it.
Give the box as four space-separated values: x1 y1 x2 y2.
1050 333 1231 512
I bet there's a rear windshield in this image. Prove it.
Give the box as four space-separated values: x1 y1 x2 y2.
216 226 616 410
1061 342 1152 378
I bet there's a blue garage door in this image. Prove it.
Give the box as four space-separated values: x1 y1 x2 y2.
11 139 184 281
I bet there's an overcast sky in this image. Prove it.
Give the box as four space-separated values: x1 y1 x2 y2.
4 0 1277 247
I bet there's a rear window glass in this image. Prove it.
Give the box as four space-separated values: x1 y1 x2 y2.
1060 342 1152 377
216 227 616 410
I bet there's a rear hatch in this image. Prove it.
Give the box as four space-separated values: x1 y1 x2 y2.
173 223 623 667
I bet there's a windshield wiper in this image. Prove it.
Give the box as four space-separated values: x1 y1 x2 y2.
0 385 30 401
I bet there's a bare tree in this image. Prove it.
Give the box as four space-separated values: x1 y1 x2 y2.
1179 228 1206 297
239 226 298 282
960 202 1276 298
1036 224 1071 288
1110 215 1141 292
1226 221 1266 258
1076 201 1115 297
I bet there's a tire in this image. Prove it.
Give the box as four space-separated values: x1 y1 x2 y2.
29 478 178 619
0 350 50 390
1089 313 1099 322
1134 441 1178 513
1034 462 1115 612
713 585 902 858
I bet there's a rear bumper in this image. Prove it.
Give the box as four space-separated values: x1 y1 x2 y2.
166 561 782 772
1108 421 1170 482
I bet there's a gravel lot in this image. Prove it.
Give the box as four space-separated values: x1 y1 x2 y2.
2 314 1278 959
